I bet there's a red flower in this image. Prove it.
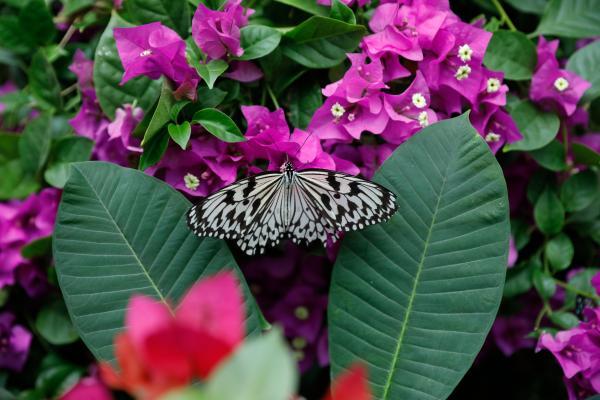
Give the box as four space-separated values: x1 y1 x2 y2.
324 364 371 400
100 272 244 399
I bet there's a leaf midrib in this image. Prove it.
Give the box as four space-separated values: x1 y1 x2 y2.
379 161 450 400
76 167 171 310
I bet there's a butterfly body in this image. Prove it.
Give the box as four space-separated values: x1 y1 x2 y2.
187 162 397 255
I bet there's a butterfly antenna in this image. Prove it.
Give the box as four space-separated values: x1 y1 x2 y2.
292 129 315 160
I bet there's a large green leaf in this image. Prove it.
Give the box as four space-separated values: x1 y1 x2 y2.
238 25 282 61
53 162 262 361
94 13 162 119
505 101 559 152
329 114 509 400
282 16 365 69
566 40 600 102
126 0 190 37
274 0 329 16
535 0 600 38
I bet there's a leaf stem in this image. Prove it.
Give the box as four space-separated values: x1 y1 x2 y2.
60 83 78 97
266 82 280 109
58 23 78 49
534 302 552 331
554 279 600 301
491 0 517 32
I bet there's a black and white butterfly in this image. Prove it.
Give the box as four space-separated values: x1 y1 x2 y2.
187 161 397 255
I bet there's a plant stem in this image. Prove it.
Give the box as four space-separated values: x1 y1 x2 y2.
58 24 78 49
266 82 280 109
554 279 600 301
534 302 552 331
491 0 517 32
60 83 78 97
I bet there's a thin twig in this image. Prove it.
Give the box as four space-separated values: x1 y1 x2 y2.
266 82 280 109
491 0 517 32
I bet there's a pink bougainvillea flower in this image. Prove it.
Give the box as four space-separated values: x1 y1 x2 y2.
592 272 600 296
114 22 198 96
60 376 114 400
146 131 242 197
192 0 253 60
323 141 394 179
530 37 591 117
537 329 595 379
381 71 437 145
508 236 517 267
101 272 245 399
223 60 263 82
324 364 371 400
0 312 32 372
470 107 522 153
107 104 144 153
238 105 291 163
69 49 94 91
492 313 536 356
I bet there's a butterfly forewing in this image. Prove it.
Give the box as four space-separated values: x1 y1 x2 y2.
187 165 397 256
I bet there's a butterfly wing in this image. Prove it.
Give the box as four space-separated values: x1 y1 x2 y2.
187 172 287 251
294 169 397 236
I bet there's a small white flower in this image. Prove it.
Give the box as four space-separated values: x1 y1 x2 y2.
554 77 569 92
347 112 355 121
418 111 429 127
411 93 427 108
458 44 473 62
486 78 501 93
139 49 153 57
485 132 501 142
330 102 346 118
455 65 472 81
184 173 200 191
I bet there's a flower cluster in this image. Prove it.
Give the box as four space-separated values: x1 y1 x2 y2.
537 305 600 399
0 188 59 297
308 0 522 172
69 50 143 165
100 272 244 399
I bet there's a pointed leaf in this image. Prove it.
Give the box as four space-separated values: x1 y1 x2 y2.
535 0 600 38
238 25 282 61
329 114 509 400
53 162 262 361
168 122 192 149
191 60 229 89
192 108 245 142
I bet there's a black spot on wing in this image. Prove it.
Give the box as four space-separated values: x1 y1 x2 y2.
327 172 340 191
320 193 331 210
242 176 256 197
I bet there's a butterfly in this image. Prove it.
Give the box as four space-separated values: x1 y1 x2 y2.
187 161 397 255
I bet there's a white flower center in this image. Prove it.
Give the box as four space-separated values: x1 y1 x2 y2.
139 49 153 57
418 111 429 127
347 112 355 121
330 102 346 118
458 44 473 62
411 93 427 108
486 78 501 93
485 132 501 142
455 65 472 81
184 173 200 190
554 77 569 92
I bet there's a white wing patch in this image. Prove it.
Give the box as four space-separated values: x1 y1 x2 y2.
187 167 397 256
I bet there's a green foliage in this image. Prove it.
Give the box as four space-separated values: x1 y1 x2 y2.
484 30 537 81
44 136 94 188
204 330 298 400
505 101 560 152
94 13 162 119
532 269 556 299
142 82 175 145
330 0 356 24
536 0 600 38
19 114 52 175
168 121 192 149
53 162 262 361
282 17 366 68
238 26 282 61
545 233 574 271
287 81 323 129
566 40 600 102
35 301 79 346
273 0 329 16
126 0 191 37
329 114 509 400
530 140 567 171
534 188 565 235
560 170 599 212
192 108 246 142
28 52 62 111
191 60 229 89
